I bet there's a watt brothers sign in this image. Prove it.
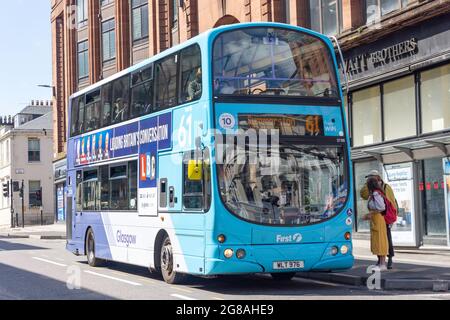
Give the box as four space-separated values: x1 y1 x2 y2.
345 38 418 76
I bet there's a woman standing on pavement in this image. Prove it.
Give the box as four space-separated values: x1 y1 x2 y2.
363 176 389 271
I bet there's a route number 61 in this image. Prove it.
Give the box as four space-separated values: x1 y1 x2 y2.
177 114 192 148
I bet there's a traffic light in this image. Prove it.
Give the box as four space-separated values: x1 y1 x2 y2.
2 182 9 198
19 186 23 199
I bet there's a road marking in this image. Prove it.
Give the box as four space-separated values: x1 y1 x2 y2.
32 257 68 267
212 297 225 300
84 270 143 286
171 293 197 300
355 254 450 268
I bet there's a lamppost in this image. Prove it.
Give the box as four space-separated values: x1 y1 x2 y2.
37 84 55 97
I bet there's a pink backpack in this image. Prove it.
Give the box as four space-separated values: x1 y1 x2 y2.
376 189 398 225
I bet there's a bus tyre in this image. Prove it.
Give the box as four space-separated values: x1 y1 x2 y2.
270 272 296 281
86 229 105 267
160 235 185 284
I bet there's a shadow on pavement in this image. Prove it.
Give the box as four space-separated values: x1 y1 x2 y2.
0 262 116 300
0 240 48 252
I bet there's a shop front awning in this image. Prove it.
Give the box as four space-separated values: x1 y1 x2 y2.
351 133 450 163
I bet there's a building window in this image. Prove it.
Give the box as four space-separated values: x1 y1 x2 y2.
77 0 88 27
383 76 416 141
100 0 113 6
365 0 408 24
309 0 343 36
102 19 116 62
29 181 42 208
421 64 450 134
352 86 382 147
131 0 149 43
28 138 41 162
78 41 89 80
171 0 180 45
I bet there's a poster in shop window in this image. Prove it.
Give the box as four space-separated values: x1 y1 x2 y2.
384 162 417 246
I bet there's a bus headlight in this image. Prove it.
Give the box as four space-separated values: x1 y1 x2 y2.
236 249 246 259
331 246 339 256
224 248 234 259
341 245 349 255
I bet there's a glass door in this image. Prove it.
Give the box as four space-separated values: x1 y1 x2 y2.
442 158 450 247
384 162 417 246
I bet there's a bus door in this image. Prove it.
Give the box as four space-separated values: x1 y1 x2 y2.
158 150 207 274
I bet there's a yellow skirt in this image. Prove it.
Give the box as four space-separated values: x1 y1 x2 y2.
370 211 388 256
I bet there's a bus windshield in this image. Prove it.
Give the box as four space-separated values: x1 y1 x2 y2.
217 140 347 226
213 27 338 98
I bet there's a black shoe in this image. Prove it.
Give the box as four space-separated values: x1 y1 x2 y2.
387 259 393 269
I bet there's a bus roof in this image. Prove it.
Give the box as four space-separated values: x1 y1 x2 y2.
69 22 332 101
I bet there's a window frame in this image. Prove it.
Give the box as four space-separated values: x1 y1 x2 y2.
364 0 407 24
77 40 89 80
131 0 149 44
84 89 102 133
77 0 88 28
28 180 42 208
130 65 154 119
309 0 343 36
101 18 116 63
179 44 202 104
154 53 180 110
28 138 41 163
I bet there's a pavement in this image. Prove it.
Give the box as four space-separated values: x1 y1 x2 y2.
0 222 66 239
1 223 450 292
297 239 450 291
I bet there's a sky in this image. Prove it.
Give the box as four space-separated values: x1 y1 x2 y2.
0 0 52 116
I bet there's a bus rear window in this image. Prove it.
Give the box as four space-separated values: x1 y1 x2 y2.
213 27 338 98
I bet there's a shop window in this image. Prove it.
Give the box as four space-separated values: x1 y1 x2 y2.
351 86 381 147
420 158 447 236
383 76 416 141
354 161 383 232
421 64 450 134
29 181 42 208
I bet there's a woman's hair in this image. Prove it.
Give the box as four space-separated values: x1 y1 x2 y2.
367 176 380 193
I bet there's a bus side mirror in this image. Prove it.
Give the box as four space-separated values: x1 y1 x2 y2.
187 160 203 181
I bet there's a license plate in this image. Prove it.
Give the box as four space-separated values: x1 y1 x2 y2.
273 260 304 270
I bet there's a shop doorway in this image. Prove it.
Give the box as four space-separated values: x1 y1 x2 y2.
419 158 448 246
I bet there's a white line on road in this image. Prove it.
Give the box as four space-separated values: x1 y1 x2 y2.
171 293 197 300
32 257 68 267
171 286 192 293
84 270 143 286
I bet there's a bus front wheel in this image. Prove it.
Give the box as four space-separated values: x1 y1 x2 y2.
86 229 105 267
160 235 185 284
270 272 296 281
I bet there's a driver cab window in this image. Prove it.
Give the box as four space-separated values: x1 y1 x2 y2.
183 148 211 211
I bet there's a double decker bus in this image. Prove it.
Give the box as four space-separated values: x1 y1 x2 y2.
66 22 354 284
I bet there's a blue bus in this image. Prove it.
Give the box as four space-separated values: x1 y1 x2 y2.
66 22 354 284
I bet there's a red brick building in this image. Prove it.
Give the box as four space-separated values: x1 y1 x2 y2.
51 0 450 247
